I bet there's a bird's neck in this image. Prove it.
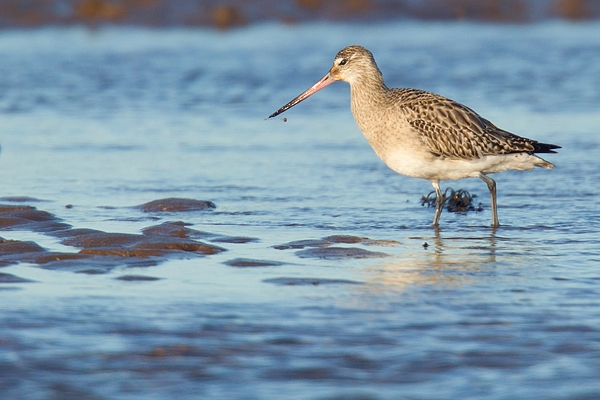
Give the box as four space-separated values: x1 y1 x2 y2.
349 73 389 135
349 66 387 94
349 67 388 106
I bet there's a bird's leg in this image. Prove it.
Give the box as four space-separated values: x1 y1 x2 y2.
479 173 500 227
431 181 444 226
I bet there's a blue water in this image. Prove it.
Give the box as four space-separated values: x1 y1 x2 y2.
1 21 600 399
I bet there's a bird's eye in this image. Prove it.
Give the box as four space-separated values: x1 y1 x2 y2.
339 59 348 66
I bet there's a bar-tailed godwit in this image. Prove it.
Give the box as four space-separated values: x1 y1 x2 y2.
269 45 560 227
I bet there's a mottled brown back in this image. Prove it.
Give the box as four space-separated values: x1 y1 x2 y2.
393 88 559 159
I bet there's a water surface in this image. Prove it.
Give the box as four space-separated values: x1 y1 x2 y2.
1 22 600 399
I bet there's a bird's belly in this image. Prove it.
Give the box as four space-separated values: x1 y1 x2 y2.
381 149 541 181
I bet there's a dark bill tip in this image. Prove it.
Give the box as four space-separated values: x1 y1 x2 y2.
267 72 335 120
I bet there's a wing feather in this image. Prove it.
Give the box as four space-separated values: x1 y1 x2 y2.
394 89 542 159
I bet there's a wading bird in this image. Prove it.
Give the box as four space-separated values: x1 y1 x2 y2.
269 45 560 227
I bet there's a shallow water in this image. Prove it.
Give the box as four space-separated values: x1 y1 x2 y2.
0 22 600 399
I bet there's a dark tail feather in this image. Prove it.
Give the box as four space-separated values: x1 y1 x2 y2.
533 142 561 154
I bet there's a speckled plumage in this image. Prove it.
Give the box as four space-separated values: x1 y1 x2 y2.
269 45 560 227
393 88 554 159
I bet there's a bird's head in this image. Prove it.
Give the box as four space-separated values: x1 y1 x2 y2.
268 45 381 119
329 45 379 85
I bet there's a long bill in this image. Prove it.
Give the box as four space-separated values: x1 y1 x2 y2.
268 72 336 119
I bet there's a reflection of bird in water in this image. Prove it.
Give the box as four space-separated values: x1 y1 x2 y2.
269 45 560 227
361 229 498 292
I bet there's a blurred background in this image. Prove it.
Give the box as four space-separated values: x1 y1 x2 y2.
1 0 600 29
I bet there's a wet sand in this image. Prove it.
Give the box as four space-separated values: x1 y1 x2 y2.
0 198 403 280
